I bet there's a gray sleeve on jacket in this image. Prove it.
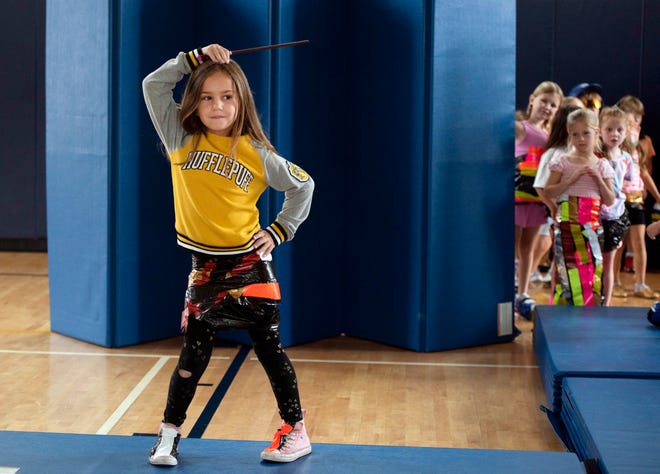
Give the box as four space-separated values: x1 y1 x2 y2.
259 145 315 244
142 52 190 153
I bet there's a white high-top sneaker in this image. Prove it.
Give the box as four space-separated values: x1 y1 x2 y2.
149 423 182 466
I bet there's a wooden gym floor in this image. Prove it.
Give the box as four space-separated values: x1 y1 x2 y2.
1 251 657 453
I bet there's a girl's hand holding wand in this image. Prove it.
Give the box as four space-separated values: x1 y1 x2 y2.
201 44 232 63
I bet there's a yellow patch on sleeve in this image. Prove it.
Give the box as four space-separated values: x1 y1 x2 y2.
288 162 310 182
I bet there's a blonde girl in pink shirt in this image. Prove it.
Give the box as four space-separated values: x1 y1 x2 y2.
514 81 562 317
544 109 615 306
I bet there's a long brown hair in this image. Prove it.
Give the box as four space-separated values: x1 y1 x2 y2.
179 60 274 155
545 101 582 151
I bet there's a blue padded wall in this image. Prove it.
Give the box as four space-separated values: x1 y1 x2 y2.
270 0 348 345
341 0 516 351
47 1 113 345
425 0 516 350
111 0 196 346
341 0 427 349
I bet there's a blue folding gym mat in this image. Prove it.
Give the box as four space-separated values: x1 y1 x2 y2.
533 305 660 413
560 377 660 474
0 431 584 474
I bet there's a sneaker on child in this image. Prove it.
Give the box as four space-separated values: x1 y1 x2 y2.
633 284 660 299
515 293 536 321
149 423 182 466
261 417 312 463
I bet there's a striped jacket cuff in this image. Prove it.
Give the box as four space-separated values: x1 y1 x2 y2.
184 48 206 71
265 222 289 246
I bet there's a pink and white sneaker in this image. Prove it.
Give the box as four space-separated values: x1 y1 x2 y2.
260 416 312 462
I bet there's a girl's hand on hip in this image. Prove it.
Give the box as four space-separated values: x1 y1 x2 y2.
253 230 275 259
201 44 231 63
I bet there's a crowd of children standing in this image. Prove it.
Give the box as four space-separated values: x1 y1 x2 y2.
514 82 659 318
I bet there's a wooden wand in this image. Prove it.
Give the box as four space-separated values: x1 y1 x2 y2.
231 39 310 55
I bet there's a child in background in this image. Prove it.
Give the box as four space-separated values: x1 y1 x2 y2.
514 81 563 316
568 82 603 113
613 95 660 299
544 109 615 306
142 43 314 466
598 107 632 305
531 99 584 307
620 96 656 175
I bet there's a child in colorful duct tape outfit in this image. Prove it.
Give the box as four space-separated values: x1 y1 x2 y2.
143 43 314 466
531 99 584 308
544 108 615 306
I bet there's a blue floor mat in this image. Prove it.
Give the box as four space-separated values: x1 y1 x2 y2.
0 430 583 474
561 377 660 474
533 305 660 413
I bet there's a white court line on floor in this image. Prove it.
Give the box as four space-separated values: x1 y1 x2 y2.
0 349 229 360
253 357 538 369
96 356 169 435
0 349 535 369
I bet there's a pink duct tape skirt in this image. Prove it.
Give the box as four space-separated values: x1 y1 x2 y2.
553 196 603 306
